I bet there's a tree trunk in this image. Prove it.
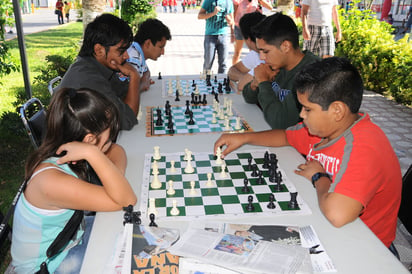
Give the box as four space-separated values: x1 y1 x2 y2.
82 0 106 30
276 0 295 17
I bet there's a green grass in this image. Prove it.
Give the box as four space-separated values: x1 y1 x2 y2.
0 22 83 114
0 21 84 272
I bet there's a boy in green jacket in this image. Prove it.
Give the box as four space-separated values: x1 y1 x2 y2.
243 13 320 129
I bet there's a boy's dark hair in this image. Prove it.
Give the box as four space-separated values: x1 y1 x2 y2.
252 13 299 49
295 57 364 113
239 12 266 43
79 14 133 57
134 19 171 46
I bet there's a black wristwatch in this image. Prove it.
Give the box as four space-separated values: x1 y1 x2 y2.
311 172 330 188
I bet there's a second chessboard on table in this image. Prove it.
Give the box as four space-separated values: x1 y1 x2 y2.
145 98 252 137
139 149 312 221
161 74 236 98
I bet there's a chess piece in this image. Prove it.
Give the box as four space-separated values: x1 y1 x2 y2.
170 199 180 216
188 111 195 125
150 173 162 189
170 160 176 173
155 109 163 126
234 116 241 130
153 146 161 160
220 163 227 178
167 180 176 195
147 198 158 216
152 160 159 175
189 180 198 195
257 170 264 184
158 72 162 80
149 213 158 227
267 194 276 209
175 89 180 101
242 178 250 193
251 164 259 177
185 100 191 114
288 192 298 209
211 113 217 124
206 172 213 187
185 156 194 173
224 117 231 130
247 157 253 170
215 147 223 165
246 195 255 212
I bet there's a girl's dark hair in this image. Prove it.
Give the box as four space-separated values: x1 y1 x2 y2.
25 88 120 181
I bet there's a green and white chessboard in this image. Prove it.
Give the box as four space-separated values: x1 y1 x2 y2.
161 75 235 98
140 150 312 220
145 104 252 137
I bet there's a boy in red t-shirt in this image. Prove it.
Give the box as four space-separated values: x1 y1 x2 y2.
214 57 402 251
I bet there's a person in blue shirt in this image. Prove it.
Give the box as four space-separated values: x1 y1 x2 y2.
198 0 234 74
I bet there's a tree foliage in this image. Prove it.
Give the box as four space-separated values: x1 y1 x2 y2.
121 0 156 32
336 1 412 105
0 0 18 80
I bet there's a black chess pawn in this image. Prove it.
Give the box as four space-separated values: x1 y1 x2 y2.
211 86 215 95
168 121 175 134
246 195 255 212
267 194 276 209
188 111 195 125
191 92 195 104
242 178 250 193
149 213 158 227
257 170 264 184
175 90 180 101
155 113 163 126
288 192 298 209
192 79 196 87
247 156 253 170
158 72 162 79
185 100 191 114
202 94 207 104
214 75 218 83
251 164 259 177
274 178 282 192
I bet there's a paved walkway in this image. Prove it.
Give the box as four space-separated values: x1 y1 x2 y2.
6 6 412 270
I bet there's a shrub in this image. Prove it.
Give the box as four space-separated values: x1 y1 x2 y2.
336 2 412 105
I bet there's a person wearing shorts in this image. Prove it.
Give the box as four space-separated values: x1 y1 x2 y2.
301 0 341 58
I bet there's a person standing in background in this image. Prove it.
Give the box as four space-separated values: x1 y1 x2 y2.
64 1 71 23
301 0 341 58
198 0 234 74
232 0 272 65
55 0 64 25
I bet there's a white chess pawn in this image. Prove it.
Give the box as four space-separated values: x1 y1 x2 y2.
235 116 241 130
152 161 159 175
147 198 158 216
185 157 194 173
206 173 213 187
151 173 162 189
167 180 176 195
170 199 180 216
153 146 161 160
170 160 176 173
220 163 227 178
211 113 217 124
224 117 231 130
215 147 223 165
189 180 198 195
